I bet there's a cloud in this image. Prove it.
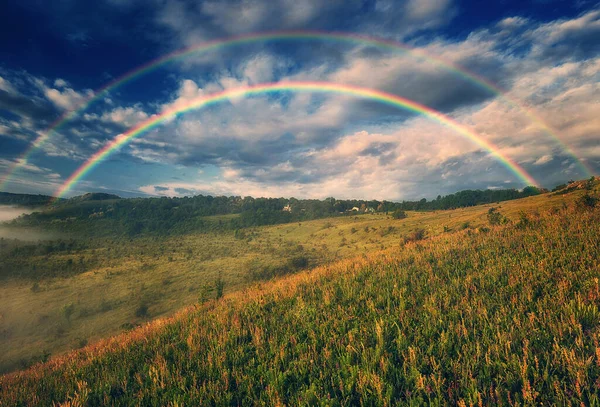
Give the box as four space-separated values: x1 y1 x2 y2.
3 6 600 198
533 155 553 165
0 89 57 123
527 9 600 61
100 105 149 127
154 0 457 50
41 84 94 111
53 78 69 88
0 76 17 94
0 158 61 180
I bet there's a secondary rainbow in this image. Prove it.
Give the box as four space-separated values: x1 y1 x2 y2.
2 30 590 191
54 82 539 198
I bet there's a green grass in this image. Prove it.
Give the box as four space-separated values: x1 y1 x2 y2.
0 186 589 374
1 184 599 405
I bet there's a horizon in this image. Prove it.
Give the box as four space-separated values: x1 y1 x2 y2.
0 180 561 203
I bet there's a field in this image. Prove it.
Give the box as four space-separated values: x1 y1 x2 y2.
0 187 589 374
0 181 599 405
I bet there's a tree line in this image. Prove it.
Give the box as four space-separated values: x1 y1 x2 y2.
11 186 545 237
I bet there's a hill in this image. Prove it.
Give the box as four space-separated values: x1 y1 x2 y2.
0 192 59 207
1 182 599 405
67 192 122 202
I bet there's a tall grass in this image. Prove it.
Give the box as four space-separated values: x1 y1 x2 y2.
1 204 600 405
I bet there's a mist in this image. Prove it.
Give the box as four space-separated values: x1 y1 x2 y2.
0 205 55 241
0 205 37 222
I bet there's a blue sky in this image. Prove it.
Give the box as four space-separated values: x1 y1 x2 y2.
0 0 598 200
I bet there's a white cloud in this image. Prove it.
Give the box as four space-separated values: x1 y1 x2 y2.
0 76 16 93
43 84 93 111
0 158 62 181
533 155 553 165
53 78 69 88
404 0 454 28
100 105 149 127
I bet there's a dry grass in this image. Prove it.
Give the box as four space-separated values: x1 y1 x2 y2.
1 185 599 405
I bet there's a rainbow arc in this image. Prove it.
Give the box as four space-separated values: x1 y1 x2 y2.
54 81 539 199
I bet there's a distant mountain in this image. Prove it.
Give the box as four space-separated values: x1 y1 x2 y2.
0 191 59 207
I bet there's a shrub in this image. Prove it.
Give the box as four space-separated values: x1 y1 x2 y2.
379 226 396 237
552 183 567 192
61 302 76 321
289 255 309 269
215 277 225 299
404 228 426 243
586 176 596 191
392 209 407 219
578 194 598 209
134 303 149 318
99 298 113 313
487 207 504 225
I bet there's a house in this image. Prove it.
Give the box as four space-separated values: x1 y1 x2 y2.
282 204 292 212
351 207 360 212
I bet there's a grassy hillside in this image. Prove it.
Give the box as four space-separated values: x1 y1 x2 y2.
0 184 586 374
1 186 599 405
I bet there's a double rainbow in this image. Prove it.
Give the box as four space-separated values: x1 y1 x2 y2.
1 31 591 191
54 81 539 198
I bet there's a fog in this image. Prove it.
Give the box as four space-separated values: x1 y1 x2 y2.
0 205 37 222
0 205 55 241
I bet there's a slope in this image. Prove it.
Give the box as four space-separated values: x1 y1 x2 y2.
1 185 599 405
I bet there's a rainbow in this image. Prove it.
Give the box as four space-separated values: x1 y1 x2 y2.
1 31 591 190
54 82 539 198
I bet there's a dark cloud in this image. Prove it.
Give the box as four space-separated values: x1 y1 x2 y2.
173 187 194 195
0 89 57 123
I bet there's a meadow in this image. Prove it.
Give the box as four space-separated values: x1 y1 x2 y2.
0 180 598 405
0 187 570 373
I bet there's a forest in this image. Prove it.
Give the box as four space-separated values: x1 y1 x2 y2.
8 186 546 237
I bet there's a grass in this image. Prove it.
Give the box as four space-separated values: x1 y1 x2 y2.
0 186 587 374
0 184 599 405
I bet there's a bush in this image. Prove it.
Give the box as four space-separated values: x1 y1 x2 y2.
552 183 567 192
404 228 426 243
215 277 225 299
197 284 212 303
392 209 407 220
578 194 598 209
487 207 505 225
289 255 309 269
61 302 76 321
134 303 149 318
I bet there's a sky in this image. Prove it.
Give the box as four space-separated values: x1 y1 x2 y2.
0 0 598 200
